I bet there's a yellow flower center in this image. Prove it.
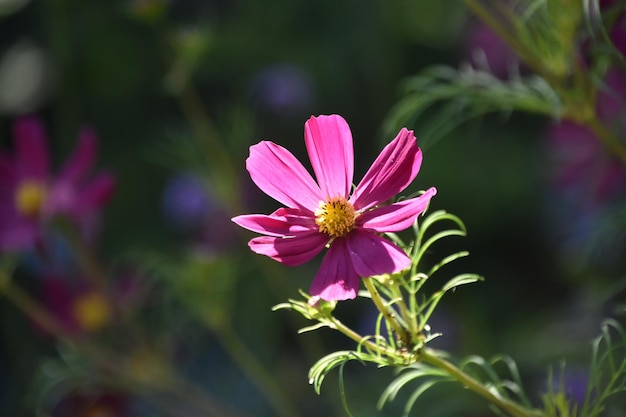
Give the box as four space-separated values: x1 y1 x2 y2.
72 292 111 331
315 196 356 238
15 181 47 218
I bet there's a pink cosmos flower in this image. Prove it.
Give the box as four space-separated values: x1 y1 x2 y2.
232 114 436 301
0 115 115 252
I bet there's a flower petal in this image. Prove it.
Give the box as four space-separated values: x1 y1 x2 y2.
58 127 98 183
248 232 328 266
232 208 317 237
310 238 360 301
13 116 50 180
247 141 323 211
346 230 411 277
304 115 354 199
0 153 15 188
74 172 115 212
357 187 437 232
351 128 422 210
0 216 38 252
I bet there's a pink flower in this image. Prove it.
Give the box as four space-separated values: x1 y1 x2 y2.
232 114 436 301
465 22 519 78
0 116 115 252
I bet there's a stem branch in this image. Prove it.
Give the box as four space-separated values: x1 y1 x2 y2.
362 278 410 347
421 348 540 417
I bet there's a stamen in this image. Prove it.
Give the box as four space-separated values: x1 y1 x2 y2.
315 196 356 238
15 181 47 218
73 292 111 331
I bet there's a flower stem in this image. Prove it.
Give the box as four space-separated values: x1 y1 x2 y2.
420 348 541 417
327 315 412 362
362 277 411 347
391 280 420 341
585 116 626 164
463 0 555 84
213 324 303 417
0 269 74 339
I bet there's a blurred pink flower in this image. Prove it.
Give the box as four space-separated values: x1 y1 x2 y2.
548 120 624 207
465 22 518 77
610 13 626 58
549 68 626 207
232 114 436 301
0 115 114 252
51 391 129 417
41 276 112 335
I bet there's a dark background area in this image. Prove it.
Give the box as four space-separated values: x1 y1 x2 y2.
0 1 624 416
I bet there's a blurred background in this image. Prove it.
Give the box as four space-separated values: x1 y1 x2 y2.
0 0 625 416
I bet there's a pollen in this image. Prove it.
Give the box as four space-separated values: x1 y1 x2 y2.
73 292 111 332
14 181 47 218
315 196 356 238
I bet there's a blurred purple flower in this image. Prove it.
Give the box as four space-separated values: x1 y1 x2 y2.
549 68 626 208
610 13 626 58
545 366 589 407
161 172 213 232
597 67 626 126
161 172 237 253
249 63 314 115
51 391 129 417
0 116 115 252
546 68 626 259
548 121 625 208
464 22 518 77
40 275 112 335
38 264 147 337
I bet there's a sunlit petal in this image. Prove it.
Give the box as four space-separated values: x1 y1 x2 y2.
351 128 422 210
247 141 323 211
304 115 354 199
310 238 359 301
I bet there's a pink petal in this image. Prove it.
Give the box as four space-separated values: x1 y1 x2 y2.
232 210 317 237
0 153 15 187
58 127 98 183
0 219 38 252
304 115 354 199
345 230 411 277
13 116 50 180
74 172 115 212
248 232 328 266
351 128 422 210
357 187 437 233
246 141 323 211
309 238 360 301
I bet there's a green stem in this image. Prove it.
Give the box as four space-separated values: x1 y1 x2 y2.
421 348 541 417
57 220 108 290
80 341 246 417
0 270 75 339
585 116 626 164
213 325 302 417
176 84 240 211
391 280 419 340
463 0 554 84
362 277 410 347
328 316 411 362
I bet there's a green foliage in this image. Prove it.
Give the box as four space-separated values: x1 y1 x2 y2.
277 207 483 412
31 345 95 416
378 361 454 417
582 320 626 417
378 353 537 417
582 0 626 66
135 250 239 331
383 65 561 149
540 320 626 417
459 354 536 410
